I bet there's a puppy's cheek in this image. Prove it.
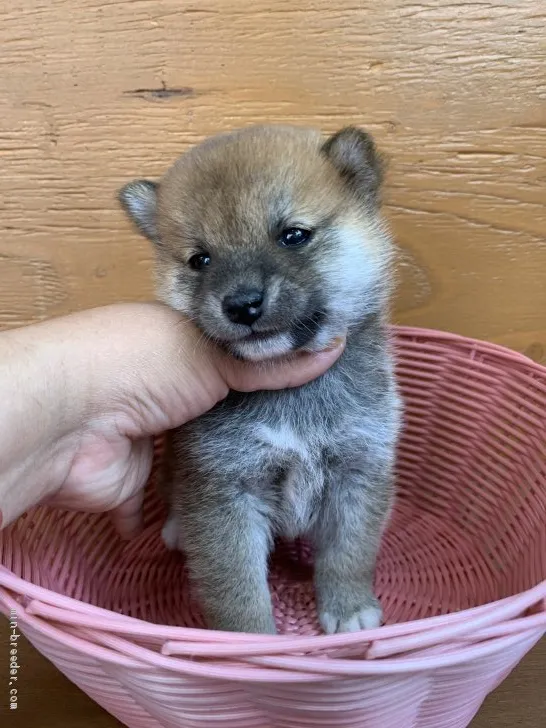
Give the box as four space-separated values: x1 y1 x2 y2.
155 266 193 315
317 223 388 321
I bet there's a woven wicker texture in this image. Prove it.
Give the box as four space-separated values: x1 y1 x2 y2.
1 326 545 728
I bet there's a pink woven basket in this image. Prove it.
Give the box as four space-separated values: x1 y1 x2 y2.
1 326 545 728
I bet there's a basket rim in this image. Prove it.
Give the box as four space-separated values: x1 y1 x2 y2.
0 568 544 648
1 575 544 679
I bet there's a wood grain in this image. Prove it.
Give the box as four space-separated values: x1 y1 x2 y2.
0 1 544 725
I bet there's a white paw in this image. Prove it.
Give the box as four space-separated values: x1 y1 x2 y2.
320 605 383 635
161 516 181 551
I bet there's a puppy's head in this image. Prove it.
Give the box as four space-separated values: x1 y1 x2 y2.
119 125 393 361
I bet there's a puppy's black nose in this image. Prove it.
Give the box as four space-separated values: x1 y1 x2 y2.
223 289 264 326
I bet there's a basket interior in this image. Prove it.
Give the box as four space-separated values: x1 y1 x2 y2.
2 329 545 635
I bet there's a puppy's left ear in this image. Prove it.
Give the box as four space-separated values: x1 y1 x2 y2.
321 127 385 208
118 180 159 243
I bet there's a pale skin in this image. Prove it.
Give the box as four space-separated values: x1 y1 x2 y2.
0 302 345 535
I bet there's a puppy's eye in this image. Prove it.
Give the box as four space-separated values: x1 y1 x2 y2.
188 253 211 271
279 227 312 248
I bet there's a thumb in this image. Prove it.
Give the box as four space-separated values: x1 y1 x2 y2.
218 336 346 393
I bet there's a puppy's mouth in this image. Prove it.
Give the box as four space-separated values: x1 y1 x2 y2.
243 328 282 342
224 309 328 362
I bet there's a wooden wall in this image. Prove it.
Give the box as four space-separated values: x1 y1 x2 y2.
1 0 545 361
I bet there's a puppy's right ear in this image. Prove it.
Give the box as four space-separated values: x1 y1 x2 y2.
118 180 159 242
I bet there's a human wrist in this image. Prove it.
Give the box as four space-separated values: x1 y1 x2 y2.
0 322 88 525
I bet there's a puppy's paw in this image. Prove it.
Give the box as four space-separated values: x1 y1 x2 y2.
318 592 383 635
161 515 181 551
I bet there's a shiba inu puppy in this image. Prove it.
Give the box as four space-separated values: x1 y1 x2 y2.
119 124 402 634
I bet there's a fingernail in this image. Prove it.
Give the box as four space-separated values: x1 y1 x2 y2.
324 336 345 352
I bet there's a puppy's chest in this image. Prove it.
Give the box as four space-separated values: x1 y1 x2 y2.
189 360 384 535
256 422 337 538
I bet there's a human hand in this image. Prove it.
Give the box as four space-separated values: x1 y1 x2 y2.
0 303 345 536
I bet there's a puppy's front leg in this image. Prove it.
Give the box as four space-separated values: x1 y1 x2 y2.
313 457 394 634
182 492 276 634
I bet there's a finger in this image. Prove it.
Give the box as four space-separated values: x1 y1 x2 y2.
110 491 145 540
220 336 346 392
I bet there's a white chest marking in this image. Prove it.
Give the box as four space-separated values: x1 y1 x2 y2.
257 424 310 461
258 424 323 537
